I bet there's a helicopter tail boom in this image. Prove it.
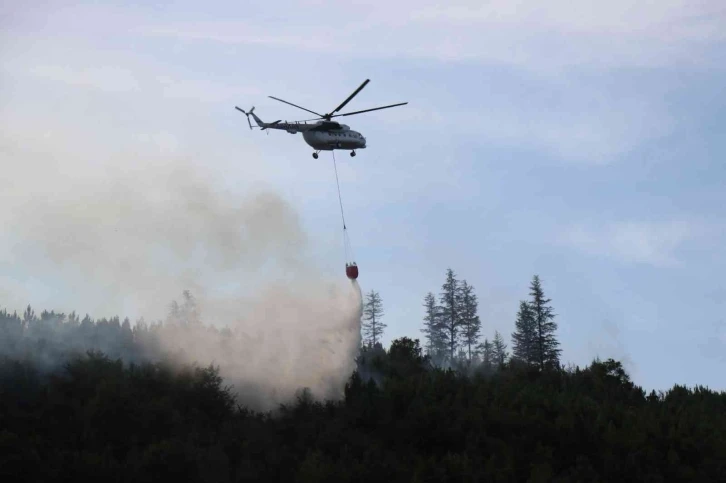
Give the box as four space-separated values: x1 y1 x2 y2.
249 110 265 128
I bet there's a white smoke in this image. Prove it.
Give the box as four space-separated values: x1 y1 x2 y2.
161 281 363 409
0 138 363 410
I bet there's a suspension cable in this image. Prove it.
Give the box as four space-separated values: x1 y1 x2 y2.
331 151 346 230
331 151 355 263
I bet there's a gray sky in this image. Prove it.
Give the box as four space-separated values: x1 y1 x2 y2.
2 1 725 391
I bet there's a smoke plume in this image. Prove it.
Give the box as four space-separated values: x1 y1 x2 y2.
161 281 363 409
0 147 363 411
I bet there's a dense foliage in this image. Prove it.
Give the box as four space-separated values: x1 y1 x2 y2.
2 276 725 481
2 334 725 481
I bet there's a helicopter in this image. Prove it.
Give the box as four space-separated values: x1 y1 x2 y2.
235 79 407 159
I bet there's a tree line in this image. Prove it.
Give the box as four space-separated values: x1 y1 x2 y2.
3 280 726 480
0 290 210 375
362 270 561 371
2 337 725 481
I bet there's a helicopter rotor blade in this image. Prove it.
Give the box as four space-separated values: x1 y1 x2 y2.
328 102 408 118
329 79 370 116
268 96 323 117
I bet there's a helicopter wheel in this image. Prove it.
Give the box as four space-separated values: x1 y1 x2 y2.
312 152 319 159
350 151 356 157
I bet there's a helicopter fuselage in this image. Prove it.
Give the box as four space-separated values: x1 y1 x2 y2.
302 127 366 151
251 116 367 152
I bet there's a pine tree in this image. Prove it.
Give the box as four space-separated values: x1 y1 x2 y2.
181 290 200 326
121 317 134 349
67 311 80 327
23 305 36 325
478 338 494 369
165 290 201 326
421 292 445 358
438 268 461 363
512 300 536 365
456 347 468 368
492 330 508 367
529 275 561 370
167 300 181 325
362 290 386 347
458 280 481 362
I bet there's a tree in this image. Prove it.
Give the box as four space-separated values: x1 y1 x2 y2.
362 290 386 347
166 290 201 327
479 339 494 369
458 280 481 363
529 275 561 370
167 300 181 325
67 311 80 327
388 337 427 378
421 292 445 359
121 317 134 350
438 268 461 363
4 298 726 481
23 305 36 327
492 331 508 367
511 300 536 365
181 290 200 326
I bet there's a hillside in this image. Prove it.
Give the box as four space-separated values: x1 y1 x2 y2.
1 312 725 482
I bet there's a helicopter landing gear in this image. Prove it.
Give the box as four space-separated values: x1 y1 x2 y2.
312 151 319 159
350 150 356 157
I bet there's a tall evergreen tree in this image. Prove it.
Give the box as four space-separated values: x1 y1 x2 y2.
362 290 386 347
512 300 536 365
458 280 481 362
421 292 445 358
529 275 561 370
167 300 181 325
23 305 36 327
478 338 494 369
438 268 461 363
121 317 134 350
166 290 201 326
492 330 508 367
67 311 80 327
181 290 201 326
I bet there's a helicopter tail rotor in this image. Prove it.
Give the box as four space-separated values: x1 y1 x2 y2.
235 106 255 130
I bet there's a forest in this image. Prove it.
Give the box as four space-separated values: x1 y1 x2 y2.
1 270 725 482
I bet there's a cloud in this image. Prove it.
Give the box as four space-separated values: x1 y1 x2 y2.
4 2 708 167
373 75 674 164
25 64 140 93
412 0 724 38
474 100 672 164
1 30 261 105
557 220 706 267
135 1 726 69
5 59 259 104
154 76 262 103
